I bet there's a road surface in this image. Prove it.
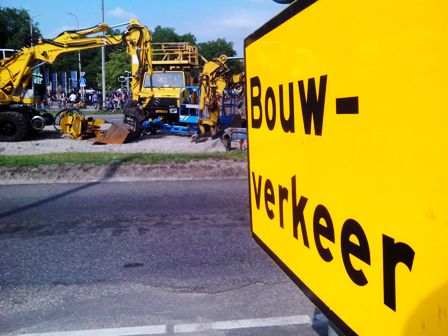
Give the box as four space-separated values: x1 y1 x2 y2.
0 179 327 335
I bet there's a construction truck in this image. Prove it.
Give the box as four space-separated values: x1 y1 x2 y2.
124 42 199 133
134 53 246 145
151 42 199 120
0 19 153 142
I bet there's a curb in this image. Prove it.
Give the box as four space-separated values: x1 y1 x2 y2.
0 160 248 185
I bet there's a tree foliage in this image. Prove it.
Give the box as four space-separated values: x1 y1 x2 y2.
102 52 131 92
50 27 122 90
50 49 104 89
199 38 242 73
0 7 41 49
198 38 236 61
0 7 239 89
79 49 103 89
152 26 197 45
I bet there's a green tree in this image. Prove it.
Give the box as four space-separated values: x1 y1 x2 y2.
151 26 197 45
102 52 131 92
152 26 180 43
198 38 236 60
50 53 78 75
50 49 103 89
0 7 41 49
49 28 123 89
180 32 197 45
198 38 242 73
81 49 103 89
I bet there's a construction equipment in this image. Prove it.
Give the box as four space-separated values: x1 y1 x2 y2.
60 113 108 140
192 55 246 144
122 41 200 134
50 104 107 140
149 42 199 120
136 55 247 146
0 19 153 142
222 127 247 151
136 54 247 147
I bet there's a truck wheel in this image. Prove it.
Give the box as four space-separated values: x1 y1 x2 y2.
41 112 55 126
0 112 29 142
223 139 230 151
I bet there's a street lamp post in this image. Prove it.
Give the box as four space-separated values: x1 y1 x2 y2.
68 12 84 100
101 0 106 108
29 14 40 46
29 14 40 109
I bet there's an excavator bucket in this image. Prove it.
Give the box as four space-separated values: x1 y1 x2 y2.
90 123 131 144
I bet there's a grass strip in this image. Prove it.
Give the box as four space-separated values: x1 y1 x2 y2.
0 151 247 167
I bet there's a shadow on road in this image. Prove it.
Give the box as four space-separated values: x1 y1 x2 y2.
0 154 138 220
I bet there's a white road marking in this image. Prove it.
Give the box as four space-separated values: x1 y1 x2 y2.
174 314 312 333
22 324 166 336
21 314 312 335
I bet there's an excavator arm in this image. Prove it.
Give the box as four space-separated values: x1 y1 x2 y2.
0 24 120 105
198 55 229 113
0 19 153 106
0 19 154 142
122 19 153 107
195 55 245 139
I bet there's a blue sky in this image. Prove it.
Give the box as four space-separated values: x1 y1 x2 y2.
1 0 288 56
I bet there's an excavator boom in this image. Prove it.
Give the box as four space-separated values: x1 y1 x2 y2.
193 55 245 142
0 19 154 142
0 24 121 105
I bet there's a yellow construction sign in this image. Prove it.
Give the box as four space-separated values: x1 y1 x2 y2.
245 0 448 335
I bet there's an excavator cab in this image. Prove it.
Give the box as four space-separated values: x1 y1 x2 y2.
23 67 46 103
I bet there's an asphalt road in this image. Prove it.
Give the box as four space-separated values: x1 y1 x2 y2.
95 113 123 124
0 179 327 336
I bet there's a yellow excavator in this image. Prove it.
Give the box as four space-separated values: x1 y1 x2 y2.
192 55 245 142
0 19 153 142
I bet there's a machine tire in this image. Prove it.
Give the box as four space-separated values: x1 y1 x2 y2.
53 109 82 131
41 112 55 126
125 125 143 142
0 111 30 142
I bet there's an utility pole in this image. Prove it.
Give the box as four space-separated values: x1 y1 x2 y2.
101 0 106 108
68 12 84 100
29 14 40 109
29 18 33 46
29 14 40 47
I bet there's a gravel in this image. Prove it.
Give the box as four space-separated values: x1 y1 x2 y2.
0 126 248 184
0 127 231 155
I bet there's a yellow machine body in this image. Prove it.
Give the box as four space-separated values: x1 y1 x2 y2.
0 18 154 142
141 42 199 120
0 23 114 106
59 114 107 140
196 55 244 137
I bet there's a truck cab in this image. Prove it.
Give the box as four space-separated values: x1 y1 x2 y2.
142 42 199 122
142 70 192 119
